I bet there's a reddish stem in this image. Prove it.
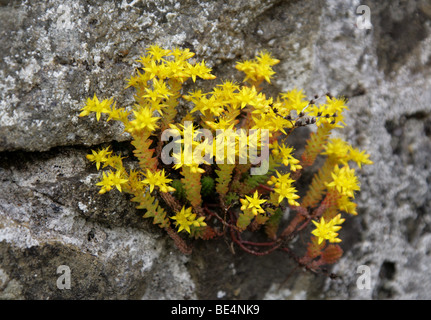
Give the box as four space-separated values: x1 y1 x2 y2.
239 240 277 247
257 184 273 192
227 210 282 256
203 205 240 232
280 213 306 239
230 228 281 256
280 193 332 239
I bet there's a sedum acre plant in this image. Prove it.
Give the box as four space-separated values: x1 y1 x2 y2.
79 45 372 275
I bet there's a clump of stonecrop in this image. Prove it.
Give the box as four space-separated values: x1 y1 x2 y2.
80 44 372 274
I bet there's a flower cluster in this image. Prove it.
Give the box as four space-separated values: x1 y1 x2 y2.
142 169 176 193
235 51 280 84
326 165 360 198
267 171 300 206
79 95 114 121
96 170 128 194
170 206 207 234
240 190 267 216
79 44 373 271
311 214 345 245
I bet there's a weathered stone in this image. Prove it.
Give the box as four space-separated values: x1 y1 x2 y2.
1 0 431 300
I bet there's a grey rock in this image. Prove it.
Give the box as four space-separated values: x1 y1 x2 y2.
0 0 278 152
1 0 431 300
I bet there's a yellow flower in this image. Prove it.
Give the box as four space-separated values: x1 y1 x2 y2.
268 114 293 135
129 107 160 133
212 80 240 101
251 113 273 131
347 146 373 169
103 154 125 170
127 169 143 191
146 44 171 62
337 194 358 215
240 190 267 216
186 60 216 82
142 59 162 80
96 170 128 194
280 88 308 113
142 169 176 193
278 145 302 172
235 60 256 81
235 50 279 84
142 78 172 101
268 171 300 206
309 96 348 127
311 214 345 244
190 95 224 116
79 94 113 121
171 47 195 61
171 206 206 233
106 104 129 123
125 69 149 89
322 138 350 164
267 170 293 188
205 116 236 131
235 86 258 109
86 147 112 170
326 165 360 198
183 89 205 103
274 186 300 206
164 60 189 79
256 51 280 67
171 151 207 173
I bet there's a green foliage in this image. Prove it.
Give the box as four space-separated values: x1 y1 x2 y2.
215 164 235 196
236 210 255 231
264 208 283 240
201 176 215 198
181 166 203 209
225 192 239 205
171 179 186 202
131 191 170 229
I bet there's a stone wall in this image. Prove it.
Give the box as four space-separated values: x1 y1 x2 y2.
1 0 431 299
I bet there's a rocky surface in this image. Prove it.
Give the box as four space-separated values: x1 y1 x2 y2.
1 0 431 299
